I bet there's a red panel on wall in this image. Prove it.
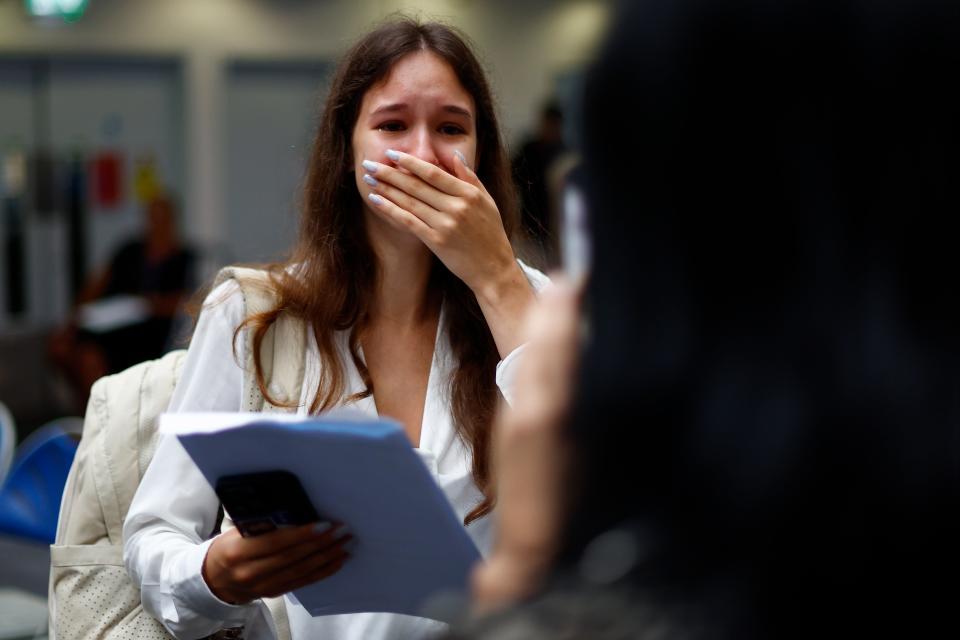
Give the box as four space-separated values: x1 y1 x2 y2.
91 150 124 209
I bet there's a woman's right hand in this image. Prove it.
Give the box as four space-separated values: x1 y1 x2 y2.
202 522 352 604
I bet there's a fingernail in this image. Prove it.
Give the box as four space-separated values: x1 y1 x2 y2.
362 173 378 187
368 193 384 205
361 159 378 173
385 149 401 161
454 149 468 168
314 521 333 534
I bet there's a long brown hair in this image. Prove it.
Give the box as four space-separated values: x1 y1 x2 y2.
240 17 519 525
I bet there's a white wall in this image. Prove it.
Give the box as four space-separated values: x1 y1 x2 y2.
224 62 331 265
0 59 184 328
0 0 611 261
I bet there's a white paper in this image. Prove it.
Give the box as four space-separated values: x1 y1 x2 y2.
76 295 150 332
162 412 481 619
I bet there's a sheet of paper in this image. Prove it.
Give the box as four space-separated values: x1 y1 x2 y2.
76 295 150 332
162 412 481 619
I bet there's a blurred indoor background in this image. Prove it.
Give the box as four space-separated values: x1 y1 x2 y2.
1 4 608 629
0 0 610 437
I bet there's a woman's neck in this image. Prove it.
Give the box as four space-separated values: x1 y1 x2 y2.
366 217 439 327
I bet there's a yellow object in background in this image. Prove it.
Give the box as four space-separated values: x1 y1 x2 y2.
133 154 161 205
2 149 27 198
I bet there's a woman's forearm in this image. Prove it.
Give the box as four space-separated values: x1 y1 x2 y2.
473 261 536 359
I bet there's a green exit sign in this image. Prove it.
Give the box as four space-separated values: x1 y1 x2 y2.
26 0 89 22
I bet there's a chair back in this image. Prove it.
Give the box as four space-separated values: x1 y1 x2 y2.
0 419 80 543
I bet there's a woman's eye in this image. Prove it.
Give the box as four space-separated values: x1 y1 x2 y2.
377 121 405 132
439 124 467 136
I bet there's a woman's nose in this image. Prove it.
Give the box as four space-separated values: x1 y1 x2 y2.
407 127 440 167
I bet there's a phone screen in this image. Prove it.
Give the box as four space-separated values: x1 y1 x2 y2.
215 470 321 537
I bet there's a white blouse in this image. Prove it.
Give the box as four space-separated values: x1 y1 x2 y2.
123 263 549 640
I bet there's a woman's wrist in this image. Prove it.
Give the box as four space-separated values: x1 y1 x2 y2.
202 539 246 605
473 259 529 311
472 261 536 358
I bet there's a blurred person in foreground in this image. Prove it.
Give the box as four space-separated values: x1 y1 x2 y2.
458 0 960 637
48 193 194 411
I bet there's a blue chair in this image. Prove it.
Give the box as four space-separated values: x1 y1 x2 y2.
0 401 15 486
0 419 80 544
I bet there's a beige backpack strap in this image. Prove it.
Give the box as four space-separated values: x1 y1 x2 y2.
261 312 308 414
218 508 291 640
51 351 188 640
136 350 187 477
212 266 307 413
84 350 189 547
88 382 125 546
264 597 292 640
212 266 305 640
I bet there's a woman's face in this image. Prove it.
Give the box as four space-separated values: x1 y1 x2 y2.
351 50 478 217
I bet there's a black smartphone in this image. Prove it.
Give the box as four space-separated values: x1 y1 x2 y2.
214 470 322 537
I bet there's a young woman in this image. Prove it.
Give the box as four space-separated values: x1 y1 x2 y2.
123 18 547 640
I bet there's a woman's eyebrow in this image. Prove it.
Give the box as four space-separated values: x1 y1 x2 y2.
443 105 473 120
370 103 408 116
369 103 473 120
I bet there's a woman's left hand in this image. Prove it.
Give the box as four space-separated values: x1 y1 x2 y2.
364 150 517 295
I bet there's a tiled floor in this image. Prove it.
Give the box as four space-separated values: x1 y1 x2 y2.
0 535 49 640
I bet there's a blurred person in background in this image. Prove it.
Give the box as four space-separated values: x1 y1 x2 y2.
47 193 194 411
459 0 960 637
124 17 547 640
512 101 568 266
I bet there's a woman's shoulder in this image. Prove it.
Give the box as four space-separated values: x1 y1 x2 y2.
211 265 281 298
203 274 243 305
204 265 286 315
198 264 297 338
198 279 247 334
